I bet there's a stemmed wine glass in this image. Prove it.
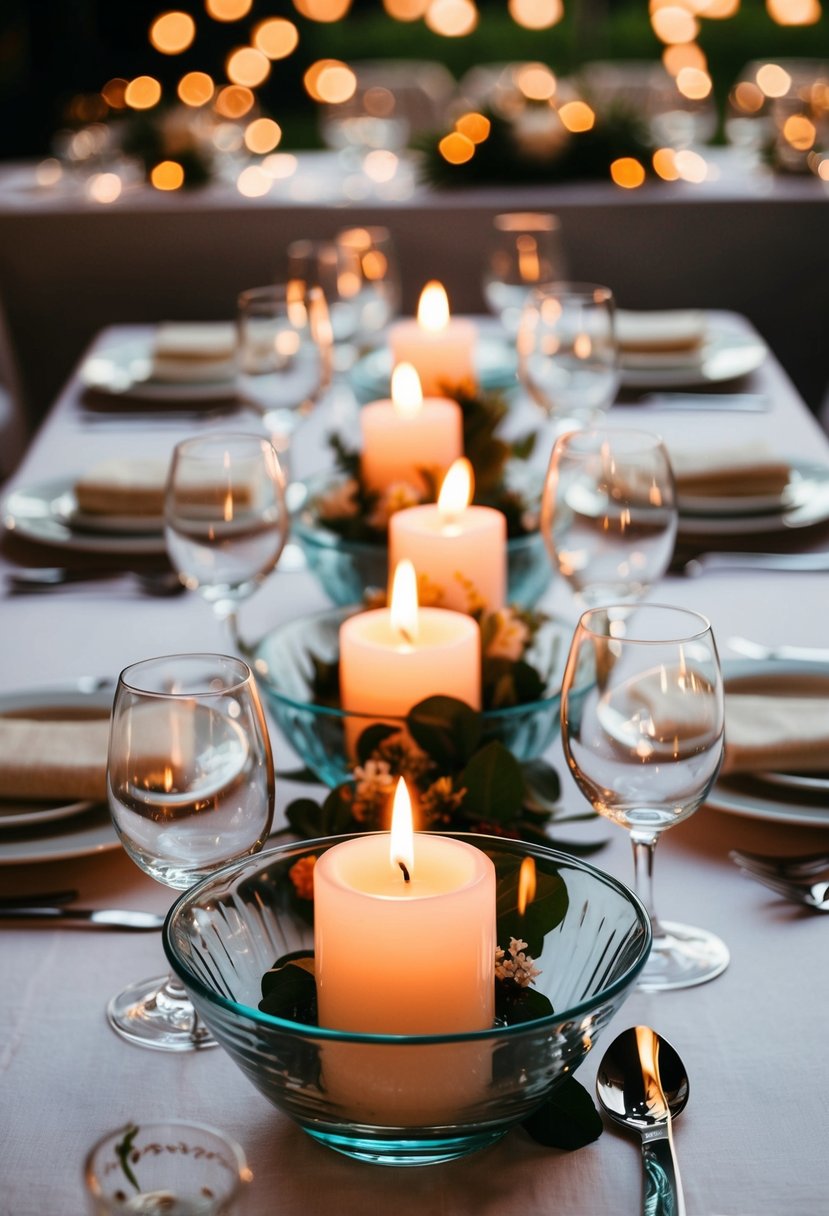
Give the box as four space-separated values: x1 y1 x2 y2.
482 211 567 336
560 603 729 991
164 432 289 652
106 652 275 1050
517 282 619 434
541 427 678 607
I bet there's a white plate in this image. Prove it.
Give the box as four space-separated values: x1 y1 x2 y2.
2 477 167 555
0 805 119 865
0 680 114 834
81 336 240 404
705 658 829 827
62 503 165 537
620 325 767 389
677 461 829 537
350 339 518 403
677 464 804 519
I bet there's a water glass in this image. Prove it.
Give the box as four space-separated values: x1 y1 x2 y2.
483 211 567 335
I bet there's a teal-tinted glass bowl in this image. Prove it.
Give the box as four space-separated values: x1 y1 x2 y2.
252 606 587 787
292 474 551 609
164 834 651 1167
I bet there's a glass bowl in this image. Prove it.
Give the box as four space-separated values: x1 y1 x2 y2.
251 606 588 787
291 473 551 609
164 834 651 1167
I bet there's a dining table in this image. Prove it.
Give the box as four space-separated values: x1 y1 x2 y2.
1 314 829 1215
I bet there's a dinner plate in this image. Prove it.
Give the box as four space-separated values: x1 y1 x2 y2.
349 337 518 403
677 460 829 537
80 336 240 403
0 680 114 833
705 658 829 827
0 805 119 865
620 325 767 389
2 477 167 555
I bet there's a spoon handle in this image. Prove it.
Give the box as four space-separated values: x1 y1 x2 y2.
642 1127 686 1216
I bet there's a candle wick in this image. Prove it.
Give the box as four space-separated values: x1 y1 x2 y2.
398 860 411 884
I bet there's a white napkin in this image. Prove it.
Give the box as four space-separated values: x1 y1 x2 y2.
151 322 237 384
615 309 706 368
74 458 257 518
667 440 791 499
721 693 829 775
0 718 110 801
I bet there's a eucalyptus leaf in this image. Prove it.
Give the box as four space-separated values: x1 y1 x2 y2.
521 1076 604 1150
521 758 562 812
286 795 355 840
356 723 399 765
260 952 318 1025
407 696 482 768
460 740 524 825
495 857 569 957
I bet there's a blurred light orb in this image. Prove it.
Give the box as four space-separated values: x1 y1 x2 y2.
253 18 299 59
87 172 122 203
662 42 707 76
178 71 215 106
125 76 162 110
244 117 283 153
36 158 63 187
206 0 253 20
783 113 817 149
227 47 271 88
425 0 479 37
516 63 557 100
439 131 476 163
304 59 357 103
101 78 129 109
610 157 646 188
455 111 491 142
674 148 708 181
732 80 764 112
558 100 596 132
237 165 273 196
755 63 792 97
213 122 245 151
652 147 680 179
651 6 699 43
816 156 829 180
383 0 430 18
151 160 185 190
508 0 564 28
215 85 255 118
363 150 399 181
263 152 298 178
766 0 821 22
293 0 354 19
694 0 739 15
150 11 196 54
676 67 712 99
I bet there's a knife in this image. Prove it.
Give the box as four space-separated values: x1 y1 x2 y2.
0 905 165 930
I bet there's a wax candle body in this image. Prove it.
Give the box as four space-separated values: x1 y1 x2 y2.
360 397 463 493
389 503 507 614
388 317 477 397
314 833 496 1033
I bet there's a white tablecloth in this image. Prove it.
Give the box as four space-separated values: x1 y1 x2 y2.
1 322 829 1214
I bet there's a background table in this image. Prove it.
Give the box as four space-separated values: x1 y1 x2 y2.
1 324 828 1214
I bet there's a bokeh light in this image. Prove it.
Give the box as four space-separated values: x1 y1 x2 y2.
455 111 491 142
293 0 354 19
206 0 253 21
151 160 185 190
149 11 196 55
766 0 821 22
663 43 708 76
652 147 680 179
558 100 596 132
244 117 282 153
676 67 712 99
674 148 708 181
651 5 699 43
215 85 255 118
226 47 271 88
508 0 564 29
178 72 214 106
516 63 557 101
732 80 765 112
783 113 817 148
695 0 740 14
756 63 793 97
383 0 430 16
237 165 273 196
304 59 357 103
87 172 123 203
124 76 162 110
610 157 646 188
439 131 476 163
253 18 300 59
425 0 479 37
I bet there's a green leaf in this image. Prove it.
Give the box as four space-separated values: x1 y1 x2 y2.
495 856 569 957
260 952 318 1025
495 982 555 1025
460 740 524 825
521 758 562 812
521 1076 604 1150
114 1124 140 1193
407 696 482 768
509 431 537 461
286 793 356 839
355 722 399 765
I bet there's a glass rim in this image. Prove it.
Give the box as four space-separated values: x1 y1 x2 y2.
552 426 668 453
576 602 713 644
530 281 614 304
171 431 276 457
237 281 325 307
117 652 253 699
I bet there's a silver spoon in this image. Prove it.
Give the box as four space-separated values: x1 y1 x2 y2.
596 1025 689 1216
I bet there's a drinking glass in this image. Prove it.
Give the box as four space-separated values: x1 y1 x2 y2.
517 282 619 432
561 603 729 991
164 433 288 651
106 653 275 1050
335 224 402 343
483 211 568 335
237 282 333 477
85 1119 251 1213
541 428 678 607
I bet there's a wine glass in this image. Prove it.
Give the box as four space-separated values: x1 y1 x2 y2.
517 282 620 433
164 432 289 651
541 427 678 607
106 652 275 1050
560 603 729 991
334 224 402 345
482 211 568 336
237 281 333 479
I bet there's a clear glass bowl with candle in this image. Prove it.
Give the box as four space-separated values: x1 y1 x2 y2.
164 834 651 1168
250 604 591 788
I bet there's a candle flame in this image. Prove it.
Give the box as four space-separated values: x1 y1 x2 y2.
517 856 537 916
438 457 474 525
635 1025 669 1120
390 559 419 646
417 280 450 333
162 765 174 793
391 362 423 419
390 777 415 882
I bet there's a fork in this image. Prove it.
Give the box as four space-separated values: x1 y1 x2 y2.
729 848 829 880
733 867 829 911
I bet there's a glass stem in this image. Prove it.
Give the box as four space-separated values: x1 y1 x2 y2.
213 600 242 655
630 831 666 942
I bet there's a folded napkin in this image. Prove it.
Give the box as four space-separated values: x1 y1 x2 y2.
721 693 829 776
667 441 791 499
0 718 110 801
74 458 256 518
615 309 706 366
151 322 237 384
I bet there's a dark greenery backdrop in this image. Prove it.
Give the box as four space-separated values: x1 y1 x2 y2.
0 0 827 158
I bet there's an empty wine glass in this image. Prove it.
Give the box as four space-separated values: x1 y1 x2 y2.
106 652 275 1050
561 603 729 991
164 433 288 651
483 211 568 335
541 428 678 607
517 282 619 433
335 224 402 345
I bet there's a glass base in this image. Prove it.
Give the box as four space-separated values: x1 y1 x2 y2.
107 974 217 1052
637 920 730 992
302 1125 506 1167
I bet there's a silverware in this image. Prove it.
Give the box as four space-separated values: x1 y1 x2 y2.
729 848 829 880
0 905 165 930
732 868 829 912
6 567 185 598
0 889 78 908
725 635 829 663
637 392 768 412
683 551 829 578
596 1025 689 1216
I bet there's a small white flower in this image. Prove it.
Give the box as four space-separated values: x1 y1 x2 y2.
494 936 542 987
485 608 531 662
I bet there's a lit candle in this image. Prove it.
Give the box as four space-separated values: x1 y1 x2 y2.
360 363 463 494
314 778 496 1033
388 458 507 614
339 560 481 749
388 281 477 397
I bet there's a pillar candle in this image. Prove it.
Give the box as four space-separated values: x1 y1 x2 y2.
360 362 463 494
388 281 477 397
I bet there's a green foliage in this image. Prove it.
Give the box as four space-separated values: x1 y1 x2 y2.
521 1076 604 1150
